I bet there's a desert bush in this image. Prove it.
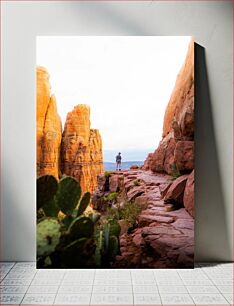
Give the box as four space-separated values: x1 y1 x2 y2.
103 192 118 202
107 200 146 229
170 162 181 181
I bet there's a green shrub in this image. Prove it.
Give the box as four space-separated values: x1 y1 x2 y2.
103 192 118 202
104 171 111 178
107 201 146 228
170 162 181 181
133 179 141 186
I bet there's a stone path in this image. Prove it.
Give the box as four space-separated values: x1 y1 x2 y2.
112 170 194 268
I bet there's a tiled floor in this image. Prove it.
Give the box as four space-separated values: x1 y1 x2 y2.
0 262 233 305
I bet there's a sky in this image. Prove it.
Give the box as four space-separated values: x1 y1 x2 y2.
37 36 191 162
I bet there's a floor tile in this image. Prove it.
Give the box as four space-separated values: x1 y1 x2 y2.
31 278 61 286
0 294 24 305
1 279 32 286
216 285 233 293
186 285 219 293
158 285 188 294
62 278 93 285
190 293 229 305
0 285 28 294
181 279 213 285
14 262 36 268
58 285 92 294
92 285 132 294
54 294 90 305
133 294 161 305
212 279 233 285
0 262 15 269
21 293 55 305
91 294 133 305
223 293 233 304
93 279 132 285
133 285 158 294
27 285 59 294
156 279 184 285
160 294 194 305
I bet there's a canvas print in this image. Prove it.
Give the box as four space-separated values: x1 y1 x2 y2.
36 36 194 269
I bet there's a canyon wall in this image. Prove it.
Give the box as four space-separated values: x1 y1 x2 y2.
60 105 104 194
144 39 194 176
36 66 62 179
36 67 104 193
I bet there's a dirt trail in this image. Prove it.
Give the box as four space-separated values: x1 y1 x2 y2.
111 170 194 268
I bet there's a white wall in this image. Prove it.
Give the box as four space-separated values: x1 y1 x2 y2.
1 1 232 261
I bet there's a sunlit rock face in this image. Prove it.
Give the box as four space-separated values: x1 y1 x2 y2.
145 39 194 175
61 105 104 194
36 66 62 179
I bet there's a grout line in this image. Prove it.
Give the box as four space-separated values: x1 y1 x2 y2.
90 268 96 306
130 269 134 306
53 270 66 305
201 264 233 305
176 267 195 305
19 264 38 305
152 268 162 305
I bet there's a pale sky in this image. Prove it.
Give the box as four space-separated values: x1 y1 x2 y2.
37 36 191 161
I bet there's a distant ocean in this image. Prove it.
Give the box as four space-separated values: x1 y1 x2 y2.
104 161 144 171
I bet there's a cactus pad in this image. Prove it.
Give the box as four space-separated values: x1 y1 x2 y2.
55 176 81 215
37 218 61 257
37 175 58 210
69 216 94 240
77 192 91 216
108 235 119 259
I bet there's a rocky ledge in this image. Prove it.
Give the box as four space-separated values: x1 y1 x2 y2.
92 169 194 268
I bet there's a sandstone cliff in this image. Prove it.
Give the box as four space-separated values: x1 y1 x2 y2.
144 39 194 176
61 105 104 194
36 66 62 179
143 39 194 218
37 67 104 193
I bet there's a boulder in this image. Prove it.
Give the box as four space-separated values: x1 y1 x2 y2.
130 165 139 170
142 153 153 170
159 183 172 199
150 132 175 174
174 141 194 173
109 175 119 192
97 174 107 192
164 175 188 205
183 170 194 218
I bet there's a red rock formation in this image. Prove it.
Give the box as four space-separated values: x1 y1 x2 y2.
145 39 194 175
184 170 194 218
164 175 188 205
36 66 62 179
61 104 104 194
174 141 194 174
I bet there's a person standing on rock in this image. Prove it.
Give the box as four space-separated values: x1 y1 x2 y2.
116 152 122 171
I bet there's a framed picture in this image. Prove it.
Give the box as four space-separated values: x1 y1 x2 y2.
36 36 194 269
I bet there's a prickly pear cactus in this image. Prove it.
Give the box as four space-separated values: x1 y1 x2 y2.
108 235 119 259
37 218 61 257
108 219 121 237
55 176 81 215
69 216 94 240
77 192 91 216
43 198 60 217
37 175 58 210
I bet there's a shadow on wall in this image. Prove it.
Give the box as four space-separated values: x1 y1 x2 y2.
195 44 231 262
